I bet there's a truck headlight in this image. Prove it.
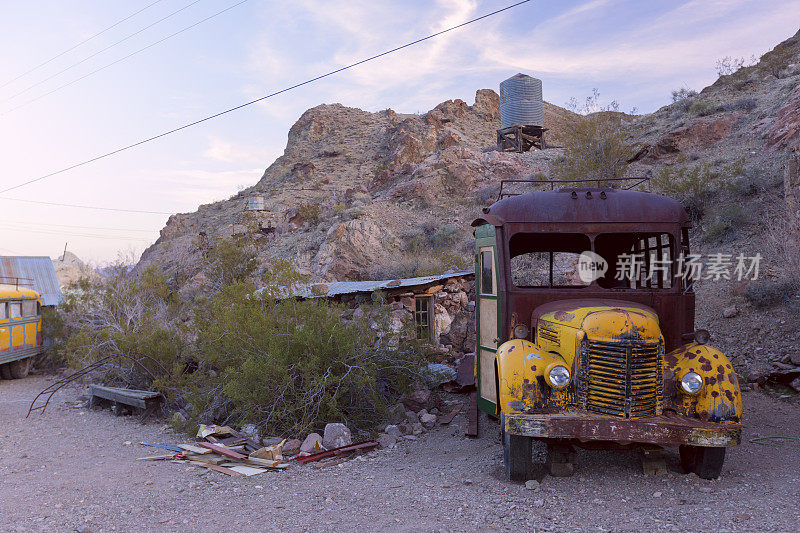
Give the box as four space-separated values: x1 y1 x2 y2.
546 364 571 389
513 324 529 339
680 372 704 395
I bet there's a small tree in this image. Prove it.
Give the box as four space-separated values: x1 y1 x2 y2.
552 90 636 185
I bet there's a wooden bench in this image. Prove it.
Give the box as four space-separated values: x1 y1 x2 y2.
89 385 162 419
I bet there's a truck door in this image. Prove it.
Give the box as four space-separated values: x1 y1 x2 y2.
476 226 500 414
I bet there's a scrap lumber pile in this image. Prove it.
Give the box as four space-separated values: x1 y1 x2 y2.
137 424 380 476
137 425 289 477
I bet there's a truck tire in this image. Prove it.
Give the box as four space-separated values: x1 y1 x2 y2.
9 357 32 379
501 412 532 482
680 445 725 479
0 364 12 380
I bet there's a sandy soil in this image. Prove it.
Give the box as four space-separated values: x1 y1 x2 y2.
1 374 799 533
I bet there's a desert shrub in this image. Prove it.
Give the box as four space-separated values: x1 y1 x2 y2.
759 45 795 78
716 56 747 77
689 100 713 116
298 201 322 224
743 279 800 308
651 164 716 221
203 236 258 290
405 223 461 254
703 204 748 242
552 91 635 184
671 87 698 102
60 264 188 391
187 282 424 434
735 98 757 112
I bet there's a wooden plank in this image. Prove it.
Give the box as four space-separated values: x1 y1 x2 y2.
178 444 211 455
187 456 226 466
466 391 479 437
197 442 248 460
244 457 289 469
139 442 184 453
195 462 243 477
226 465 267 476
296 441 378 464
136 454 175 461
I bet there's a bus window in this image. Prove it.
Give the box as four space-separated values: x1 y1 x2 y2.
0 302 7 319
23 300 38 316
9 302 22 319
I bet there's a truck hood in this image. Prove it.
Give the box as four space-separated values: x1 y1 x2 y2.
533 299 662 343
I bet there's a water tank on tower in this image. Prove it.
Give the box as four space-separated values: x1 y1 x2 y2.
497 73 547 152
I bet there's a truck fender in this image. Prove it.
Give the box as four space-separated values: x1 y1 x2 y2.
496 339 566 414
663 342 743 423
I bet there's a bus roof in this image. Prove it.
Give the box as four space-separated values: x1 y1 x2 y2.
472 188 691 228
0 284 41 300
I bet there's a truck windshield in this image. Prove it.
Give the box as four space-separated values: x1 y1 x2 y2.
509 233 591 288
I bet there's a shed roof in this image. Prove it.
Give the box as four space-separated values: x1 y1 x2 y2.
0 256 63 305
472 188 691 227
262 271 474 299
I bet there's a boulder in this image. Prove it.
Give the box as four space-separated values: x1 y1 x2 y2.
300 433 324 453
282 438 302 456
377 434 397 449
722 306 739 318
385 425 403 438
423 363 457 387
790 352 800 366
322 423 352 449
791 377 800 392
401 389 440 412
420 412 437 429
412 422 424 435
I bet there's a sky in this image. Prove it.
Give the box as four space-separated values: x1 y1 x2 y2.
0 0 798 264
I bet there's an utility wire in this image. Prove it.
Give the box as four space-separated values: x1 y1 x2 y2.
0 219 155 232
2 0 204 104
0 0 531 195
0 196 172 215
3 0 251 114
0 0 166 90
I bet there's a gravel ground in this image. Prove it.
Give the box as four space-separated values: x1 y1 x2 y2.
1 374 799 532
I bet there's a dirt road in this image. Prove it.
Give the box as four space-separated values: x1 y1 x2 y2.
1 374 799 532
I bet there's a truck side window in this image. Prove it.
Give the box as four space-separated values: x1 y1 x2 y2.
23 300 37 317
9 302 22 319
0 302 7 319
480 249 494 295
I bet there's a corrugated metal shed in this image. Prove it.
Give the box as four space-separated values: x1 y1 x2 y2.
260 271 474 299
0 256 63 305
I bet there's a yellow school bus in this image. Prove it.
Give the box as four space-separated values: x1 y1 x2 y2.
0 281 42 379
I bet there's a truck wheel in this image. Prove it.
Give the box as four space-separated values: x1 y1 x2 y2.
501 412 532 482
680 445 725 479
0 364 12 380
9 357 32 379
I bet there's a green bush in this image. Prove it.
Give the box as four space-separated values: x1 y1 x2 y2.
188 282 424 434
651 164 716 221
743 279 800 308
552 90 635 185
703 204 747 242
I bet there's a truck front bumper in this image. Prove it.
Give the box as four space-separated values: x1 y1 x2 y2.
504 411 741 447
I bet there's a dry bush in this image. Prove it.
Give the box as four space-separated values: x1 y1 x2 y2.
552 90 635 185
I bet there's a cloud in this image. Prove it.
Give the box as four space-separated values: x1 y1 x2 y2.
203 137 272 164
148 167 265 207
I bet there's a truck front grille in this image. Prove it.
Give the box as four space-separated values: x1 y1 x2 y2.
582 339 662 419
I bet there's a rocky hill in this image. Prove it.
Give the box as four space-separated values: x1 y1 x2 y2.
139 29 800 379
138 90 580 288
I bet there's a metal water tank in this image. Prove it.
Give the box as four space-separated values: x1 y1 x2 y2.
246 195 266 211
499 73 543 129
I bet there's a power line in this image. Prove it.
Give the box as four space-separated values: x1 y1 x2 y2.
0 196 172 215
0 0 166 90
0 0 531 195
0 219 155 233
2 0 204 104
3 0 251 113
0 225 151 241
